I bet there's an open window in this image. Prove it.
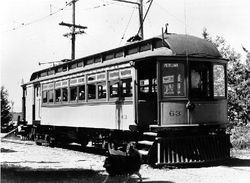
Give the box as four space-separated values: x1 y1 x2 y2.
62 88 68 102
42 91 48 103
48 90 54 103
70 86 77 101
79 85 85 101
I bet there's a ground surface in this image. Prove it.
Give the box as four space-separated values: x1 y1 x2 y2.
1 134 250 183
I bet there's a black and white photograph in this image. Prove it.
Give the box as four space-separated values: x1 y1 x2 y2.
1 0 250 182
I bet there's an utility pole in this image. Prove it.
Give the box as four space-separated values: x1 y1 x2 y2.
113 0 144 39
59 0 87 60
138 0 143 39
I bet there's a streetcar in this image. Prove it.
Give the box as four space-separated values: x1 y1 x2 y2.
21 33 231 165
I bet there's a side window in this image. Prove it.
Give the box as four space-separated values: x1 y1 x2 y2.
48 90 54 103
162 63 185 97
213 64 225 97
42 91 48 103
70 86 77 101
79 85 85 101
62 88 68 102
122 78 132 97
55 89 61 102
110 81 119 98
88 84 96 99
98 82 107 99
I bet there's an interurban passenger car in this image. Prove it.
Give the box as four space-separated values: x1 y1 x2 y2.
21 33 231 165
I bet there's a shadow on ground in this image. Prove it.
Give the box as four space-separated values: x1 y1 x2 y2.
1 166 106 183
222 158 250 167
1 165 177 183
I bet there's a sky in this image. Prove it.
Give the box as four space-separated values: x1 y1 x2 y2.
1 0 250 112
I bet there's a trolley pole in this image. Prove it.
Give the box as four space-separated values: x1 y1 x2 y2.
59 0 87 60
113 0 144 39
72 0 76 60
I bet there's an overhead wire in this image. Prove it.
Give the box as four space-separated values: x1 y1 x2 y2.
153 1 194 33
119 7 136 45
1 0 112 33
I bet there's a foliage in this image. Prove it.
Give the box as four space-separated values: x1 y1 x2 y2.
202 28 250 149
1 86 12 129
229 125 250 149
202 28 250 126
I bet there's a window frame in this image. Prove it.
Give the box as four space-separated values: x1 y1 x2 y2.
189 61 213 100
160 61 187 99
213 63 227 99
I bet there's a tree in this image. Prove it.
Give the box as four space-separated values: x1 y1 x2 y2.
1 86 12 128
202 28 250 125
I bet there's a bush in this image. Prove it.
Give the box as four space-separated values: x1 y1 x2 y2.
229 124 250 149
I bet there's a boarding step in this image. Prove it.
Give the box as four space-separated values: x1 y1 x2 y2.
138 149 149 156
142 132 158 141
143 132 157 137
138 140 154 146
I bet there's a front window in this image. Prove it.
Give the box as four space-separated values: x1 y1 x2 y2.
190 61 226 99
162 63 185 97
190 62 211 98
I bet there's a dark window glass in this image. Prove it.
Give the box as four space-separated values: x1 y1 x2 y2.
41 71 47 77
48 70 55 75
57 67 63 73
88 84 96 99
42 91 47 103
79 85 85 101
62 66 67 72
98 83 107 99
77 61 83 67
190 62 211 98
70 87 77 101
48 90 54 103
139 78 157 100
162 63 185 97
55 89 61 102
62 88 68 102
69 63 77 70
